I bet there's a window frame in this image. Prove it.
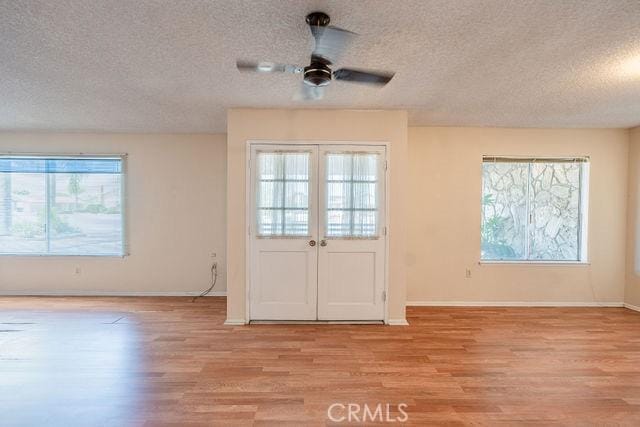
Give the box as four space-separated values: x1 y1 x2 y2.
0 153 128 257
480 156 590 265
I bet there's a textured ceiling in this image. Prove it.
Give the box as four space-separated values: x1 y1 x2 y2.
1 0 639 133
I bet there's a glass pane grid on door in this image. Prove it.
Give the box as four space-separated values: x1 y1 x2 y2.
256 151 310 237
325 152 379 238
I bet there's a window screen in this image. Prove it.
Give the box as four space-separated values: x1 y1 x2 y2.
481 157 587 261
325 152 379 238
256 151 310 237
0 156 124 256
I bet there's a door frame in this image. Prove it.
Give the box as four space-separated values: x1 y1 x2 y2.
245 140 391 324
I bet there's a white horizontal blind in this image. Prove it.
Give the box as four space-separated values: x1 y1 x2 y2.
325 152 379 238
256 151 310 237
483 156 589 163
0 156 124 256
481 157 587 261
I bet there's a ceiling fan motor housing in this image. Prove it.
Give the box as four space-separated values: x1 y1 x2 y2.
305 12 330 27
304 61 332 86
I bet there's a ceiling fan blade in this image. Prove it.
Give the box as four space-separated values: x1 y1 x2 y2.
333 68 394 86
236 60 302 74
311 26 356 65
294 82 326 101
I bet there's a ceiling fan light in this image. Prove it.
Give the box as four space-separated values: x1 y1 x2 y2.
257 62 275 72
618 55 640 78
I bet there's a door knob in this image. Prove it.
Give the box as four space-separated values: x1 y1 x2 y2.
309 240 316 247
320 240 327 247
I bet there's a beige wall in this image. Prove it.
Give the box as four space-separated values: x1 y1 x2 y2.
1 124 635 309
226 109 408 323
407 127 629 304
0 133 227 295
626 127 640 308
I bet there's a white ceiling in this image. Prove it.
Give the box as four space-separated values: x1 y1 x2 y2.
1 0 639 133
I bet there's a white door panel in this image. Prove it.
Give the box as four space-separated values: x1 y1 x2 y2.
326 252 375 304
251 244 317 320
258 251 310 303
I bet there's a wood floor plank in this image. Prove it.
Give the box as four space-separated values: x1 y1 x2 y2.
1 297 640 425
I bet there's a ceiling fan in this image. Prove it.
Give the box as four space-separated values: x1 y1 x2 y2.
236 12 395 100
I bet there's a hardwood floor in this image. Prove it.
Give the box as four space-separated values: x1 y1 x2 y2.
1 297 640 426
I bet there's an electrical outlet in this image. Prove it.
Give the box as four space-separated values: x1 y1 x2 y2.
210 252 217 258
465 268 472 278
75 267 81 275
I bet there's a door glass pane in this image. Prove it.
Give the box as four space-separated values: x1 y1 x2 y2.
325 152 379 238
529 162 581 260
256 151 310 237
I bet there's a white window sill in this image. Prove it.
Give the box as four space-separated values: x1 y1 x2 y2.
480 260 590 266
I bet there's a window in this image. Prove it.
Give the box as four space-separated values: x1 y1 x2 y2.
0 156 125 256
481 157 588 262
325 152 380 238
256 151 310 237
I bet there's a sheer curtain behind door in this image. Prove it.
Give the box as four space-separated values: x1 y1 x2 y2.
325 152 379 238
256 151 310 237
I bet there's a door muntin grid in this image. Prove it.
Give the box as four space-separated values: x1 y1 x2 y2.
256 151 311 237
324 152 380 239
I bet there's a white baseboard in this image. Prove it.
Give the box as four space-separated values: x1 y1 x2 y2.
407 300 624 308
387 318 409 326
0 290 227 297
224 318 247 325
624 303 640 312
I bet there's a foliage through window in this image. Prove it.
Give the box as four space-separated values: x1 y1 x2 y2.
0 156 124 256
481 157 588 262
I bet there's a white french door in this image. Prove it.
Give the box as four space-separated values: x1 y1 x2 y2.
317 146 386 320
249 145 318 320
249 144 386 321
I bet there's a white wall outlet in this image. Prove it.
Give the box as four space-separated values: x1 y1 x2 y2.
465 268 472 278
210 252 217 258
74 267 81 275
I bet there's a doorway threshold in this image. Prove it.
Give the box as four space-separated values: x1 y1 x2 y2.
249 320 384 325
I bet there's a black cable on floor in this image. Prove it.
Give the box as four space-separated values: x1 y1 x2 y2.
192 262 218 302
